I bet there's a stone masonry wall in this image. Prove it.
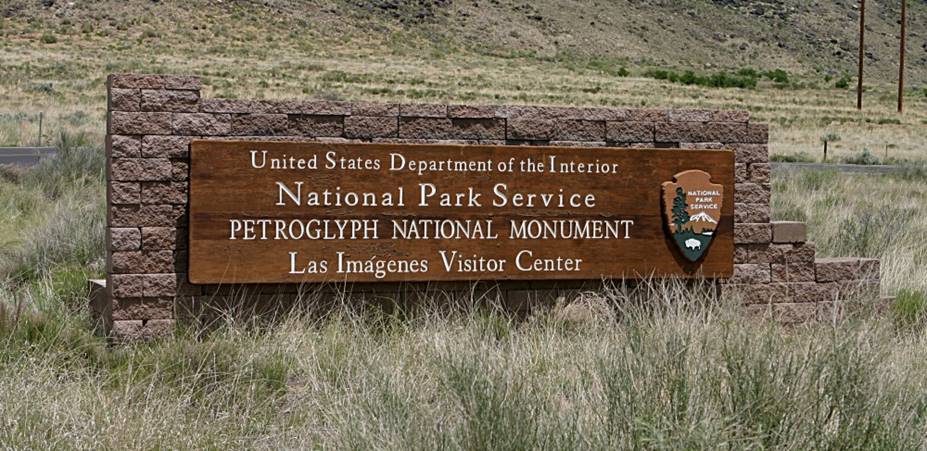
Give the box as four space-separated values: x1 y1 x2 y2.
101 73 881 339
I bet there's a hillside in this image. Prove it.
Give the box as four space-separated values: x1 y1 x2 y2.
2 0 924 83
2 0 926 162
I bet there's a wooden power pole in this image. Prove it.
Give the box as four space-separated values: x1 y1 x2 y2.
857 0 866 110
898 0 907 113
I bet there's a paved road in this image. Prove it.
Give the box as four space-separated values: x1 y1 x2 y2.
771 162 903 174
0 147 57 167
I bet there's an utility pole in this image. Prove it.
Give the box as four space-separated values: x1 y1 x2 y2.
857 0 866 110
898 0 907 113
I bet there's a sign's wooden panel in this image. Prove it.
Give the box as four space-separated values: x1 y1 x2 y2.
188 140 734 283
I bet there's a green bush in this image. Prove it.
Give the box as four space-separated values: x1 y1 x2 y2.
40 32 57 44
892 289 927 330
764 69 790 84
842 149 881 166
642 68 757 89
835 74 852 89
770 152 815 163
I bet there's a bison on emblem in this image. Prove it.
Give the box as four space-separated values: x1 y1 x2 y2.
661 170 724 262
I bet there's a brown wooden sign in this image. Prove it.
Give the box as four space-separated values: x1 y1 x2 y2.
188 141 734 284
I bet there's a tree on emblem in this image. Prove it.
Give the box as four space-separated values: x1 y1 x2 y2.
671 187 689 230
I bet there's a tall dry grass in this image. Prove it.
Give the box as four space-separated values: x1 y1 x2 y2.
2 284 927 449
1 144 927 448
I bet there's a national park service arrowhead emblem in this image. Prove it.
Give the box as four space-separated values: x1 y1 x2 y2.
661 170 723 262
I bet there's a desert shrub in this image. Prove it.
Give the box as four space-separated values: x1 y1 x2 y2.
827 205 915 257
764 68 790 84
892 289 927 331
842 149 881 165
642 68 757 89
770 152 815 163
835 74 852 89
40 32 57 44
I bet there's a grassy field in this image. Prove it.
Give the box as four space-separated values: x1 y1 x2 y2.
2 112 927 449
2 1 927 162
3 1 927 448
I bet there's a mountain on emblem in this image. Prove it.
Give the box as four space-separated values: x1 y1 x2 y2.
661 170 724 262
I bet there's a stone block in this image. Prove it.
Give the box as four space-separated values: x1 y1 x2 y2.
287 115 344 137
112 297 174 321
110 228 141 251
142 227 185 250
750 243 816 265
110 204 179 227
508 119 605 141
748 163 770 184
141 89 199 112
110 88 141 111
734 223 772 244
111 319 175 340
170 160 189 181
110 135 141 158
730 143 769 164
668 109 713 122
815 257 860 282
143 274 178 297
111 274 144 298
345 116 399 138
712 110 750 122
351 102 399 116
734 183 770 204
141 182 187 204
199 99 274 113
771 262 816 282
625 109 668 122
110 181 140 204
111 158 172 181
730 263 771 284
172 113 231 136
734 163 747 183
110 74 201 90
110 112 173 135
451 118 507 140
231 113 288 136
606 121 654 142
655 122 747 143
772 221 806 244
499 106 627 121
744 123 769 143
112 250 175 274
400 103 447 117
734 203 770 223
734 245 751 263
273 100 351 115
447 104 499 118
399 117 505 140
141 135 194 158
